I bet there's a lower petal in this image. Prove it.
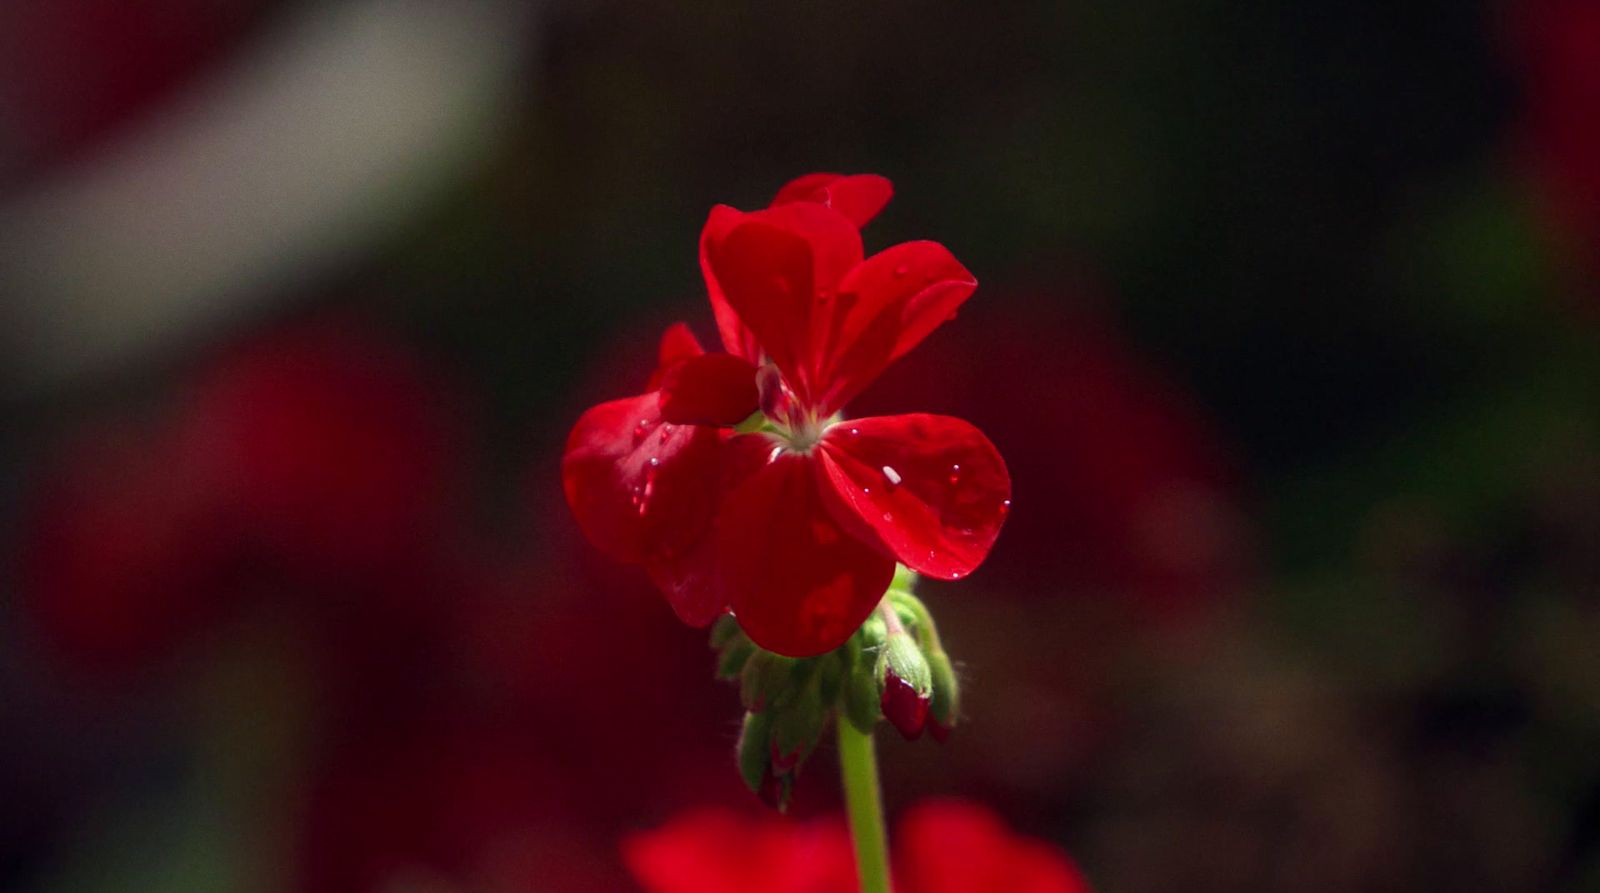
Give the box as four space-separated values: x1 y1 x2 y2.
817 414 1011 580
717 449 894 657
646 530 725 627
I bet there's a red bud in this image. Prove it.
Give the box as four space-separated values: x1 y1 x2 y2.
881 671 930 740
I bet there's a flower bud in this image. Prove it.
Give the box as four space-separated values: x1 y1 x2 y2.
843 658 883 734
716 637 755 680
758 767 793 813
876 632 932 740
769 679 825 773
740 650 800 713
926 648 959 742
709 613 744 650
816 650 845 707
890 563 919 594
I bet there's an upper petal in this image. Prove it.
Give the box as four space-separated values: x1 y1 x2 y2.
814 241 976 414
658 353 759 426
702 203 864 407
817 414 1010 580
770 172 894 228
561 392 722 568
716 445 894 657
699 206 763 362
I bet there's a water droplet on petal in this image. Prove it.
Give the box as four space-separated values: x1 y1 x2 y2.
648 456 660 467
848 427 860 437
658 425 672 444
632 419 650 444
893 265 909 277
998 499 1011 517
881 465 902 491
882 511 894 523
947 463 962 485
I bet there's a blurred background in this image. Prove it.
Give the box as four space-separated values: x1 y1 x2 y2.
2 1 1598 891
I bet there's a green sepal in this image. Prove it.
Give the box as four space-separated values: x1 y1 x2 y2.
843 660 883 734
927 648 959 729
709 614 744 650
740 650 800 712
717 638 755 680
736 710 773 794
876 630 932 698
890 563 919 593
816 651 845 707
770 678 826 769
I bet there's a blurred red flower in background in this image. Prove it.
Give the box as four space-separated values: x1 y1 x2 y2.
19 318 466 676
1514 0 1600 297
564 174 1011 657
624 798 1092 893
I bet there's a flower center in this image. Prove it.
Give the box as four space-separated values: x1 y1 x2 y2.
779 413 829 453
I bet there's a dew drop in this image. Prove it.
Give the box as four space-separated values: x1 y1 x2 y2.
947 463 962 485
848 427 860 438
881 465 902 491
648 456 661 467
658 425 672 444
892 265 909 277
632 419 650 444
998 499 1011 517
882 511 894 523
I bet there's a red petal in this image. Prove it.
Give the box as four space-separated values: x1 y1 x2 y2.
814 241 976 413
895 799 1093 893
716 446 894 656
647 322 706 390
817 414 1010 580
561 392 722 569
658 321 705 367
770 172 841 206
770 172 894 227
700 206 763 362
703 204 863 408
658 353 759 426
646 528 724 627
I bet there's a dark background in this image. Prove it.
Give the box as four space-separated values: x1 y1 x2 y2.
3 1 1598 891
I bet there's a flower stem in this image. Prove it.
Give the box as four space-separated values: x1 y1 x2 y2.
837 717 893 893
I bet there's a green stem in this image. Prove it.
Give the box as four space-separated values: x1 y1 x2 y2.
837 718 893 893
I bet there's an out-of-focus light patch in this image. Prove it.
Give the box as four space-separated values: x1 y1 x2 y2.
0 0 533 397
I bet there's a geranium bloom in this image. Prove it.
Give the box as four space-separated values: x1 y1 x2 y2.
623 798 1092 893
563 174 1011 657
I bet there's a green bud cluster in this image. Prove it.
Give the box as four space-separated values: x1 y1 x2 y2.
709 566 963 810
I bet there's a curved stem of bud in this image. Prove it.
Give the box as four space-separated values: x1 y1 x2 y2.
837 719 893 893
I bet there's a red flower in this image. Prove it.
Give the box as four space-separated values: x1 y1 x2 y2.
1514 0 1600 298
894 800 1093 893
622 798 1092 893
563 174 1011 657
